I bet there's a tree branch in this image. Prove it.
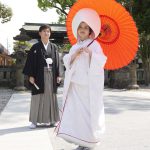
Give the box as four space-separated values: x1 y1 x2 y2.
53 5 68 15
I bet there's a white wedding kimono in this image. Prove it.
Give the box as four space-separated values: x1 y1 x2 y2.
56 39 107 148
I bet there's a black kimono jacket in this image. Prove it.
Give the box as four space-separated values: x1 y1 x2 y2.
23 41 60 95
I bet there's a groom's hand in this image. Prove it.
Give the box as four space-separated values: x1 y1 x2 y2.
29 76 35 84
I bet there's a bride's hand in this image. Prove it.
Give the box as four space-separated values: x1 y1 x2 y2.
76 48 84 56
83 48 92 55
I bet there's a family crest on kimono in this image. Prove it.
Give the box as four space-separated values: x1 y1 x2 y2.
23 24 61 129
56 8 107 150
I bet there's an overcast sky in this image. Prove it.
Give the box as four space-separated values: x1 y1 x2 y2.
0 0 59 53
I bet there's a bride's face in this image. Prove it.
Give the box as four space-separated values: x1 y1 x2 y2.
77 22 91 41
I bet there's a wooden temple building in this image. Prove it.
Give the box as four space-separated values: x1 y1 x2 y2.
0 43 13 67
0 43 14 87
15 23 68 45
0 22 144 88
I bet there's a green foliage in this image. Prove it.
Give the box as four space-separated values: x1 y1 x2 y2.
37 0 76 23
13 41 32 52
118 0 150 35
139 33 150 63
56 9 66 24
132 0 150 63
117 0 150 62
37 0 150 34
133 0 150 35
0 1 12 23
60 43 71 53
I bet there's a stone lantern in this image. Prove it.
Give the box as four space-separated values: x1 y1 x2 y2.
13 29 31 90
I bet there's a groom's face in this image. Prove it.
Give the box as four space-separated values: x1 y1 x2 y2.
39 28 51 40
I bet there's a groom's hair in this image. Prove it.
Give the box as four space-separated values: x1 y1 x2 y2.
39 24 51 33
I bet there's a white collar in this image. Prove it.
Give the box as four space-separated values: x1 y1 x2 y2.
42 41 49 50
77 38 92 46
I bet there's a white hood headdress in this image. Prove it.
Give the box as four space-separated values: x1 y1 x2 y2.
72 8 101 39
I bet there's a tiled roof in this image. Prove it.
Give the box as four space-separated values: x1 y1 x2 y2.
22 23 66 32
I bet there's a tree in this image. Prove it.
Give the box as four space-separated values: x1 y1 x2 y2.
132 0 150 85
37 0 76 23
37 0 150 86
116 0 150 87
0 1 12 23
13 41 32 52
139 33 150 85
132 0 150 35
115 0 139 89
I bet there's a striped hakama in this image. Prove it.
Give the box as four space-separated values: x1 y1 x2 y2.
29 67 60 124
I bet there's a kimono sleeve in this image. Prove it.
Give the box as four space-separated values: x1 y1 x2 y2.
90 41 107 73
22 46 35 77
63 46 76 70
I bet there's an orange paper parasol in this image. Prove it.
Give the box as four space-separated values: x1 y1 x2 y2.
66 0 139 70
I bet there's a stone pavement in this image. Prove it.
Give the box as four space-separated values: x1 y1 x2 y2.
0 88 13 114
0 87 150 150
0 91 53 150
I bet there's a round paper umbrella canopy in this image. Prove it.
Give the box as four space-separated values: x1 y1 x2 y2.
66 0 139 70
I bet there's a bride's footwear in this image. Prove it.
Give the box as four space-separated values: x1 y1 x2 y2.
74 146 84 150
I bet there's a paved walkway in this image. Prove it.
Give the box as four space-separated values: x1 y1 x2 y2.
0 88 150 150
0 88 13 114
0 91 53 150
